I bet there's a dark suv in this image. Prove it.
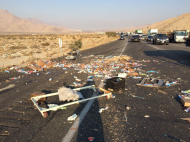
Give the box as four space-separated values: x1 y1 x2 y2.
153 34 169 45
131 35 140 42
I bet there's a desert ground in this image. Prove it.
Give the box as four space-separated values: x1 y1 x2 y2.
0 33 119 68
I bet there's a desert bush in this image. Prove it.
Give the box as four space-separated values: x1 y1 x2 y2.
22 52 31 56
9 46 27 50
0 67 5 72
68 39 82 49
7 55 14 59
41 42 50 46
105 32 117 37
31 44 40 49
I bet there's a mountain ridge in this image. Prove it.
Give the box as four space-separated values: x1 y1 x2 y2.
0 9 78 33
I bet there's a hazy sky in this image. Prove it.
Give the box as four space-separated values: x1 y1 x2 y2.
1 0 190 30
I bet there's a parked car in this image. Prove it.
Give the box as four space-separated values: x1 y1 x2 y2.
120 35 125 40
131 35 140 42
147 35 154 41
153 34 169 45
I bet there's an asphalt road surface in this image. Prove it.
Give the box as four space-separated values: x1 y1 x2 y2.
1 36 190 142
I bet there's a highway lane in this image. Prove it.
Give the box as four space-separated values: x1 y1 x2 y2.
69 37 190 142
81 38 128 56
0 38 128 142
2 36 190 142
124 37 190 68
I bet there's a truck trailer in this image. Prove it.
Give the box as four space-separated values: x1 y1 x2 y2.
166 30 189 43
135 30 143 35
148 29 158 36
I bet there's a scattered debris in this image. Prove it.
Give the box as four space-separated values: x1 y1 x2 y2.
0 84 15 92
126 106 131 110
105 77 125 92
136 77 165 88
163 134 185 142
87 76 94 81
179 95 190 107
66 55 76 60
123 111 127 123
67 114 77 121
30 92 46 103
129 94 144 99
181 118 190 122
147 71 159 73
99 106 108 113
118 73 127 78
184 107 190 112
158 90 168 94
133 76 141 79
58 87 84 101
144 115 150 118
47 104 59 111
88 137 95 141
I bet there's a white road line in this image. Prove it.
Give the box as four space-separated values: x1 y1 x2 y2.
119 39 128 56
63 38 127 141
142 41 160 50
62 82 104 142
152 45 159 50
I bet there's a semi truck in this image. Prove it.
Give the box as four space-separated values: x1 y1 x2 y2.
135 30 143 35
125 32 131 36
148 29 158 36
166 30 189 43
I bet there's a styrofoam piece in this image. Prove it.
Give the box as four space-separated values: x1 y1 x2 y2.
67 114 77 121
118 73 127 78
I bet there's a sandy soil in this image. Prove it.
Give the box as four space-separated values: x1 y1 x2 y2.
0 33 119 68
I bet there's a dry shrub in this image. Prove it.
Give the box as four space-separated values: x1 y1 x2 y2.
9 46 27 50
30 44 40 49
7 55 14 59
22 53 30 56
41 42 50 46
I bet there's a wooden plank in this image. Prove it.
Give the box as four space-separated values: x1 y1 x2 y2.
181 118 190 121
181 98 190 107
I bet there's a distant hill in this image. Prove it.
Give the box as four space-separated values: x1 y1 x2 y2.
143 13 190 34
24 17 45 25
0 9 79 33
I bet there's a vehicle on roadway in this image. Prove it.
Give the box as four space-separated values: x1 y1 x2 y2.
120 35 125 40
186 38 190 47
135 29 143 35
153 34 169 45
165 30 189 43
148 29 158 36
146 35 154 41
140 34 148 40
131 35 140 42
126 32 131 36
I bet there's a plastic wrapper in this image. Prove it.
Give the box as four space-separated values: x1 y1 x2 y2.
58 87 84 101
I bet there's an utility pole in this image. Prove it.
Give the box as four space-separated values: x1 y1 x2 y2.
59 38 63 56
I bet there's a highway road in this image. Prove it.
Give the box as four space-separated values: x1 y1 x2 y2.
1 36 190 142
